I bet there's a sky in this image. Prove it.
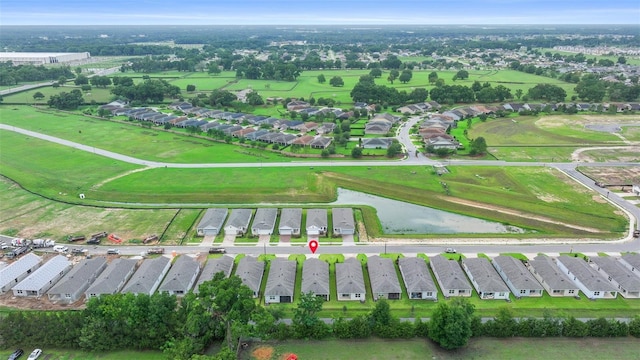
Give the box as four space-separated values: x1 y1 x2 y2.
1 0 639 25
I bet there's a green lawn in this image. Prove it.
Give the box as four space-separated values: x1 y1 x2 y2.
0 106 290 164
2 85 114 104
253 337 640 360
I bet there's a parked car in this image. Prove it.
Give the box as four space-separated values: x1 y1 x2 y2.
71 248 87 255
445 248 457 254
208 247 226 254
107 248 120 255
27 349 42 360
8 349 24 360
634 229 640 238
52 245 69 253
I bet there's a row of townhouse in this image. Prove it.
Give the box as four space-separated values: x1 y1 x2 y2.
195 208 355 238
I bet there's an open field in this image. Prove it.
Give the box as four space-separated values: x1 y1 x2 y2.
2 85 114 104
0 106 291 164
243 337 640 360
577 167 640 187
0 178 178 242
0 122 627 237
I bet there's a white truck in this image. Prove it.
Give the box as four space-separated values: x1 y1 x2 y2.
32 239 56 248
11 238 32 247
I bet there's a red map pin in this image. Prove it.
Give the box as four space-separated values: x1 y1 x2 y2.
308 240 318 254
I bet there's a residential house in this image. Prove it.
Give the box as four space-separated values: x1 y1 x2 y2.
555 256 618 299
292 135 315 147
429 255 472 297
336 258 366 301
287 100 310 111
590 256 640 298
301 258 330 300
364 120 392 135
279 208 302 236
245 129 270 141
194 255 234 293
306 209 328 237
492 256 543 298
362 138 394 149
425 136 460 150
48 257 108 303
12 255 72 297
527 255 579 297
332 208 355 236
309 136 332 149
398 257 438 300
196 208 228 236
371 113 400 124
224 209 253 236
158 256 200 296
368 255 402 300
85 258 138 299
0 253 41 293
235 256 265 298
462 258 510 300
264 258 297 304
619 253 640 275
121 256 172 296
251 208 278 236
232 127 256 138
317 122 336 135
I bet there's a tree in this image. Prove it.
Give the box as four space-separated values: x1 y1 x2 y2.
428 71 438 84
399 70 412 84
47 89 84 110
369 68 382 78
351 147 363 158
33 91 45 101
469 136 487 155
386 141 403 158
453 70 469 80
74 74 89 85
526 84 566 102
186 84 196 92
317 74 326 83
575 75 606 103
292 292 329 339
329 76 344 87
429 298 474 350
515 89 523 99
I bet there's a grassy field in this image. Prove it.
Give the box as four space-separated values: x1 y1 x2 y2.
0 177 178 241
2 85 114 104
0 106 291 164
248 337 640 360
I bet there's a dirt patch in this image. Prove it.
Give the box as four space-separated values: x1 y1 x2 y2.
251 346 274 360
592 195 608 203
536 114 640 129
578 166 640 186
572 146 640 163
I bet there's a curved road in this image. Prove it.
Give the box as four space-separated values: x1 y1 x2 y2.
1 124 639 255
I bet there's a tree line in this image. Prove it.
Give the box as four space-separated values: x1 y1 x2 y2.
0 63 75 86
1 272 639 360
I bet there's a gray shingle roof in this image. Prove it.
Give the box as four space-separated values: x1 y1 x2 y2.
0 253 41 292
236 256 265 295
85 258 138 296
158 256 200 294
398 257 437 293
621 253 640 270
306 209 327 230
122 256 171 295
336 258 366 294
462 258 509 293
429 255 472 291
265 258 296 297
197 208 228 233
332 208 355 231
251 208 278 233
194 255 234 293
492 256 543 291
48 257 107 296
368 255 402 295
279 208 302 231
556 256 617 292
528 255 578 290
226 209 253 229
590 256 640 292
13 255 72 292
301 258 330 296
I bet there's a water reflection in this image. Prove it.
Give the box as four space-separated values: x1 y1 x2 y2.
331 188 524 234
